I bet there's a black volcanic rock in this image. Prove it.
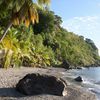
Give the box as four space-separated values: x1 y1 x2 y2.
16 73 67 96
75 76 83 82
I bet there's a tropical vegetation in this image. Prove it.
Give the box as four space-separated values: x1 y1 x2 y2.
0 0 100 68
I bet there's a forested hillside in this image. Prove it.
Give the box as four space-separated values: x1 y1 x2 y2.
0 7 100 68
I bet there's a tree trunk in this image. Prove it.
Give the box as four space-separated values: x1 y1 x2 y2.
0 21 12 42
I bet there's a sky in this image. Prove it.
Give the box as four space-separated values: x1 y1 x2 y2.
50 0 100 55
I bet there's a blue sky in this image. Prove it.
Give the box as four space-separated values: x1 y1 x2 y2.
50 0 100 55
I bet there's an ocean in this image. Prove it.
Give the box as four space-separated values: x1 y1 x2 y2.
62 67 100 100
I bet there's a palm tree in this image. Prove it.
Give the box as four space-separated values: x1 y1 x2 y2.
0 0 50 42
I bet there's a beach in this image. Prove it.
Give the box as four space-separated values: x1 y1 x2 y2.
0 67 96 100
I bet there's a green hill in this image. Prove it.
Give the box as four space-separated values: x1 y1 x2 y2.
0 9 100 68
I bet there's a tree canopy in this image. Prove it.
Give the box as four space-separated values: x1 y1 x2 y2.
0 0 51 42
0 1 100 68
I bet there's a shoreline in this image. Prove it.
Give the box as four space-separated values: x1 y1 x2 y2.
0 67 97 100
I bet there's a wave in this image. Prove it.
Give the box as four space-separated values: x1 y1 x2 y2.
62 68 100 100
90 88 100 95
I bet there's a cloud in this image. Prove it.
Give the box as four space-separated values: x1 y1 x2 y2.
62 16 100 34
62 16 100 55
97 3 100 7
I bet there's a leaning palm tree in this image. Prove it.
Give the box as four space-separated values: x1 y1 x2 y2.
0 0 50 42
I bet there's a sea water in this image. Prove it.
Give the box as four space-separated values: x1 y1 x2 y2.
62 67 100 100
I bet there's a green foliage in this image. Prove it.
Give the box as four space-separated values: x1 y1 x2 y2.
0 7 99 68
33 9 55 34
0 0 51 27
0 25 55 68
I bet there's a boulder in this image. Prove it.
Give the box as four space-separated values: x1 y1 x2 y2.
16 73 67 96
61 60 70 69
74 76 83 82
76 67 82 69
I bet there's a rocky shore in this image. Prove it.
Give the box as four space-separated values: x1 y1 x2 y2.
0 67 97 100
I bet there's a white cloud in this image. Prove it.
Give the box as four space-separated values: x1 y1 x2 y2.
97 3 100 7
63 16 100 34
62 16 100 55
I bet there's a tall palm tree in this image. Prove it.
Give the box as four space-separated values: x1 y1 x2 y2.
0 0 50 42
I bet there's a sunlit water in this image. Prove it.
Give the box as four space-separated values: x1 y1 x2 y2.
62 67 100 100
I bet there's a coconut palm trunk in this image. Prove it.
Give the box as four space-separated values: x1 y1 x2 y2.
0 21 12 42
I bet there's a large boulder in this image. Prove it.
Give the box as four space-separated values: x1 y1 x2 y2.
74 76 83 82
16 73 67 96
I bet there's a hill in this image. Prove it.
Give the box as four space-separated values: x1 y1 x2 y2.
0 9 100 68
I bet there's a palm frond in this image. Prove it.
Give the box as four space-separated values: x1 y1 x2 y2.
0 0 12 15
25 18 30 27
37 0 50 5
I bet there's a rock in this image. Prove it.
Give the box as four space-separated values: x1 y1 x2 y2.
61 60 70 69
16 73 67 96
74 76 83 82
76 67 82 69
